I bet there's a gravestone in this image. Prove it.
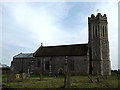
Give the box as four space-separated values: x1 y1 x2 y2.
106 75 108 79
40 74 43 81
96 71 100 82
16 74 20 79
22 73 26 81
27 74 30 77
26 73 30 77
96 77 99 82
64 70 71 88
7 71 15 82
88 75 94 83
100 74 103 79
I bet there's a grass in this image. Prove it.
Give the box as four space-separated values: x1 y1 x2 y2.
1 73 119 88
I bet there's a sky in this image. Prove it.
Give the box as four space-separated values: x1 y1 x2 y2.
0 0 119 70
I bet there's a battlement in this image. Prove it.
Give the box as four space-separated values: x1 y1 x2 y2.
88 13 107 22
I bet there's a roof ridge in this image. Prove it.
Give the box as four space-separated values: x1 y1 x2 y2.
43 43 88 48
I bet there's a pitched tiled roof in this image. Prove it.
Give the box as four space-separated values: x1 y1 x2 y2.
34 44 88 57
13 53 33 58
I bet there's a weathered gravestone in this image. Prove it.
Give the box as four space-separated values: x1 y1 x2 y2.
106 75 108 80
27 74 30 77
26 73 30 77
16 74 20 79
7 71 15 82
96 71 100 82
88 75 94 83
100 74 103 79
22 73 26 81
40 74 43 81
64 70 71 88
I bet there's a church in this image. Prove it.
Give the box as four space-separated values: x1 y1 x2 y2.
10 13 111 75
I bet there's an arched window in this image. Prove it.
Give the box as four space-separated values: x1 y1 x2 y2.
96 26 97 37
105 26 107 35
103 26 104 37
101 26 102 37
97 25 99 37
93 26 94 38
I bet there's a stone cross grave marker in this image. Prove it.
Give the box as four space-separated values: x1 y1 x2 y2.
64 70 71 88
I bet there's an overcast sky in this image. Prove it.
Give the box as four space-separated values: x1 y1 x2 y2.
1 0 118 70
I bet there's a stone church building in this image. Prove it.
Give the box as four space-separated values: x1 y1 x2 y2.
11 13 111 75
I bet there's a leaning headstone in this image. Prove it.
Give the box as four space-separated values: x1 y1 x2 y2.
7 71 15 82
64 70 71 88
40 74 43 81
88 75 94 83
16 74 20 79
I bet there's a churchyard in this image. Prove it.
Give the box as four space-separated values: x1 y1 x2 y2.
1 71 119 89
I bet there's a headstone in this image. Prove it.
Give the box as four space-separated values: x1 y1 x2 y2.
64 70 71 88
88 75 94 83
101 74 103 79
7 71 15 82
96 71 100 82
22 73 26 81
16 74 20 79
96 77 99 82
40 74 43 81
106 75 108 79
27 74 30 77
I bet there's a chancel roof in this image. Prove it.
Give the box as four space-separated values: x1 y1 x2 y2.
34 44 88 57
14 53 33 58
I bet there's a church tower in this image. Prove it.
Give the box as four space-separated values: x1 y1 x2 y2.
88 13 111 75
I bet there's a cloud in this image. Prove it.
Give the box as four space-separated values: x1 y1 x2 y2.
2 2 75 46
2 1 118 70
2 2 75 65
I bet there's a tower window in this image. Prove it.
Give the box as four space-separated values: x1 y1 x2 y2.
96 26 97 37
97 25 99 37
101 26 102 37
103 26 104 37
93 26 94 38
93 26 96 38
105 26 107 35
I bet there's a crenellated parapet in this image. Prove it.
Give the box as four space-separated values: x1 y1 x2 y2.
88 13 107 23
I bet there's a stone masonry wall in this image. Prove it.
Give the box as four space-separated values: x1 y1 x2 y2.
34 55 89 75
11 58 32 74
